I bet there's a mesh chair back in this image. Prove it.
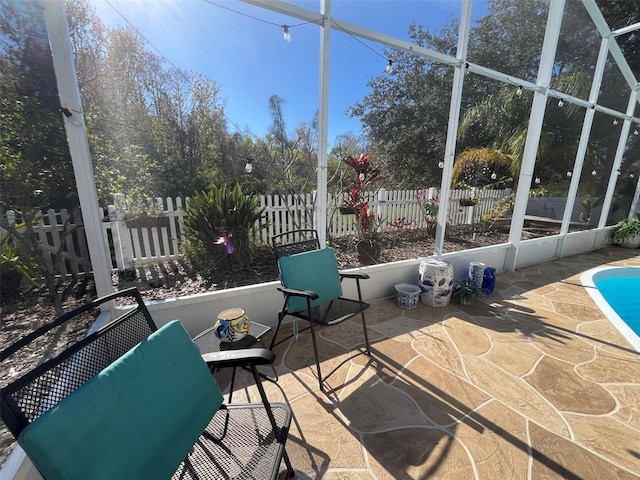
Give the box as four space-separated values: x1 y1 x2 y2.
272 229 320 260
1 288 156 438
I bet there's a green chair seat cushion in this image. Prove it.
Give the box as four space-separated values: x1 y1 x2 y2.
278 247 343 313
18 320 223 480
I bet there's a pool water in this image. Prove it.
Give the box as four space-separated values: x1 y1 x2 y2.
595 275 640 336
582 266 640 352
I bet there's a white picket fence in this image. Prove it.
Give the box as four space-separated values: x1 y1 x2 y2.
2 188 510 274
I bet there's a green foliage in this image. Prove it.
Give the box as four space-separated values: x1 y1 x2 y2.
480 193 515 228
451 279 482 305
613 218 640 240
0 234 39 293
452 148 516 188
341 154 385 241
0 1 77 212
180 184 267 269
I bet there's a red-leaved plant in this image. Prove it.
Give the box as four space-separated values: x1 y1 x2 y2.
341 154 385 241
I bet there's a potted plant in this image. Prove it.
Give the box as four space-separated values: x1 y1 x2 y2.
113 194 168 229
613 218 640 248
341 154 385 265
459 196 479 207
451 279 482 305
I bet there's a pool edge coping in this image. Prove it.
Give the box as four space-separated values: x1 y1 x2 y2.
580 265 640 353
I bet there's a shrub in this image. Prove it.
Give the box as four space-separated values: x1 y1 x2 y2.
613 218 640 240
180 184 267 270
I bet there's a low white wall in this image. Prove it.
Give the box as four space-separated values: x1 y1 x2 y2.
131 243 511 336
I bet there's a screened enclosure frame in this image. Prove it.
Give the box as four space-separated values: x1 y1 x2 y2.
43 0 640 299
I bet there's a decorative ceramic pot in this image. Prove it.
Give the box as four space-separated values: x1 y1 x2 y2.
214 308 251 343
394 283 422 309
620 234 640 249
468 262 486 287
419 259 454 307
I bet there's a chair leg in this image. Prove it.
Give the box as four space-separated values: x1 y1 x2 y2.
308 320 324 389
249 365 295 477
360 311 371 354
269 311 286 351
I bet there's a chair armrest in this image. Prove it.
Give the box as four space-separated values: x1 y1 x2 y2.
201 348 275 369
339 271 370 280
277 286 320 300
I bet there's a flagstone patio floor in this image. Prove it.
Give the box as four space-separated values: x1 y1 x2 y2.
221 246 640 479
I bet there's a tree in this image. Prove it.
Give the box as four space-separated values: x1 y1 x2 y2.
0 0 77 212
349 21 458 189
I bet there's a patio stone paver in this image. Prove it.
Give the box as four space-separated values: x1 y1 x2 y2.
220 247 640 479
524 355 616 414
442 315 492 356
455 401 530 480
462 355 571 436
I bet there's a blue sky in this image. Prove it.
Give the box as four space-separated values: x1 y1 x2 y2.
90 0 485 145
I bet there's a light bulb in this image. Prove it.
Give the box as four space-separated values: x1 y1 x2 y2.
438 161 444 169
282 25 291 43
613 118 618 125
535 176 541 184
634 129 639 136
386 60 393 74
490 171 497 180
516 86 523 97
359 172 365 181
591 169 597 176
244 161 253 173
558 99 564 108
567 170 572 177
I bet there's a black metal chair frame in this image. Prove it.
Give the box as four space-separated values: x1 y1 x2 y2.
1 287 294 479
271 230 372 390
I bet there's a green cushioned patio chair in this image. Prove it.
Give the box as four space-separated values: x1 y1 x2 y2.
271 230 372 390
1 288 294 479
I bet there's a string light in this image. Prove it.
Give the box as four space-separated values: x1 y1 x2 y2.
438 161 444 169
535 176 541 184
566 170 572 177
617 170 621 176
490 171 497 180
282 24 291 42
613 118 618 125
359 172 366 181
558 99 564 108
516 86 523 97
386 60 393 74
330 19 395 75
592 169 597 176
244 160 253 173
634 129 639 136
630 173 635 179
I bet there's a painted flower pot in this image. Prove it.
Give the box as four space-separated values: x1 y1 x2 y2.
419 259 454 307
213 308 251 343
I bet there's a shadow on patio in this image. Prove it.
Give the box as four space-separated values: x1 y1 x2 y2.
219 246 640 479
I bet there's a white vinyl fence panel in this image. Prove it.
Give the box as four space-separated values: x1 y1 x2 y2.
3 188 511 273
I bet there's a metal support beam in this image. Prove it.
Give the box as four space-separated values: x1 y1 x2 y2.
598 89 639 229
505 0 565 271
434 0 472 258
558 35 610 247
43 1 114 303
316 0 331 246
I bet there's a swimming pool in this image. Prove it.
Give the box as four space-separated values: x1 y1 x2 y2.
581 266 640 352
